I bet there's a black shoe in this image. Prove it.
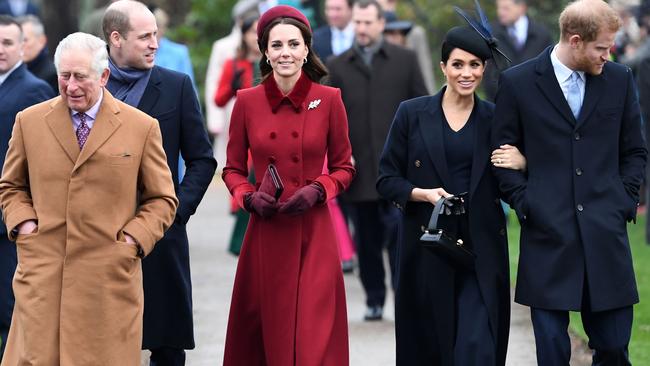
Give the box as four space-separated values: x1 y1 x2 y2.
341 259 355 274
364 305 383 321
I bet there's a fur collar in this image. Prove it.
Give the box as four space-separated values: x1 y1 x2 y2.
263 71 312 113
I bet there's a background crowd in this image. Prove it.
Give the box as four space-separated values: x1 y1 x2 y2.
1 0 650 364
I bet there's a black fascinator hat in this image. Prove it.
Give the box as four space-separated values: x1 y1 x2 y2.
442 26 492 63
451 0 511 70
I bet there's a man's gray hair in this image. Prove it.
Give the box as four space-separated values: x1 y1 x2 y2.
17 14 44 37
54 32 109 77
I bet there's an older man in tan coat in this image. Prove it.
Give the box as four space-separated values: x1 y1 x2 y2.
0 32 177 366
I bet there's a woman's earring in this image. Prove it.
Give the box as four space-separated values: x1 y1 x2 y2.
266 59 271 65
303 58 308 64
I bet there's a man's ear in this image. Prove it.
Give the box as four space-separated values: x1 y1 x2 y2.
109 31 122 48
569 34 582 49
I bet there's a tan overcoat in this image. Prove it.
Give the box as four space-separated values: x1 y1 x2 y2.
0 90 178 366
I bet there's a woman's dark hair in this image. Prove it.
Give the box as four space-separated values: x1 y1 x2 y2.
258 17 328 83
236 15 259 60
440 41 488 65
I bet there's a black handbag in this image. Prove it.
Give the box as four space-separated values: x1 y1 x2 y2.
420 196 476 270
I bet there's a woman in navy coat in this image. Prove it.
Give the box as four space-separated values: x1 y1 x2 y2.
377 26 524 365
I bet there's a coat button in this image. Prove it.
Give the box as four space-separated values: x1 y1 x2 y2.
499 228 506 236
268 156 276 163
577 204 584 212
292 155 300 163
269 132 277 139
574 132 581 140
292 131 299 138
575 168 583 176
292 179 300 187
414 160 421 168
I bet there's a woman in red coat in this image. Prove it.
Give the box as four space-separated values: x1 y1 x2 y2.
222 5 355 366
214 15 261 108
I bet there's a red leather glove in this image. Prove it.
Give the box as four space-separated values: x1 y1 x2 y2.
278 184 324 216
244 191 278 218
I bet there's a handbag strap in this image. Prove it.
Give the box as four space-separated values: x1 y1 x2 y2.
426 197 447 231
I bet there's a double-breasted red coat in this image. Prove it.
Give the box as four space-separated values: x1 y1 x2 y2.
222 72 355 365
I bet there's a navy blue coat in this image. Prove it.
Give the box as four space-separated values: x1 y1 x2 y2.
125 66 217 349
312 26 333 62
492 47 647 312
377 90 510 366
0 63 54 328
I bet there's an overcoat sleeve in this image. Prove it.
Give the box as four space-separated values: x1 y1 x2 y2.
122 121 179 255
376 102 416 210
0 113 37 240
222 93 255 209
491 74 528 221
215 59 236 107
408 53 429 99
176 74 218 225
313 89 355 200
618 68 647 213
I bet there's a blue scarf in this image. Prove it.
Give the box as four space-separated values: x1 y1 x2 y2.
107 57 152 107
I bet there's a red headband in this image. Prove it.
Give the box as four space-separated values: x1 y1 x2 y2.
257 5 311 40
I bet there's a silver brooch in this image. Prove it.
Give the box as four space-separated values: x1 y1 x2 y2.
308 99 321 110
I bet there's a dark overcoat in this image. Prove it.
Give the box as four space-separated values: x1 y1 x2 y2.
312 25 333 62
133 66 217 349
377 90 510 366
492 47 647 312
0 64 54 332
328 41 428 202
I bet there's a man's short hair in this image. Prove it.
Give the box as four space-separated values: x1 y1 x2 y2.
17 14 44 37
54 32 109 77
0 15 23 41
354 0 384 19
102 7 131 41
559 0 621 42
102 0 151 42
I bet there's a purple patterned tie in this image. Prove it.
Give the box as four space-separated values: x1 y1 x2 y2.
76 113 90 149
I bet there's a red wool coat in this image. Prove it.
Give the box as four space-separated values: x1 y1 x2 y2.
222 72 355 365
214 58 255 107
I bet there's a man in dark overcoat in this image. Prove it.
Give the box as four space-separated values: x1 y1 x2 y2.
327 0 427 320
492 1 647 364
103 2 217 365
482 0 553 101
0 15 54 359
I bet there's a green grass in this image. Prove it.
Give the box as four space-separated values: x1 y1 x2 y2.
507 212 650 364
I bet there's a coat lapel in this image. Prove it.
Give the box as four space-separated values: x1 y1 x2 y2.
137 66 161 115
345 49 371 79
468 99 491 200
534 48 576 125
46 98 81 164
417 92 452 189
576 72 605 127
73 90 122 171
0 64 30 102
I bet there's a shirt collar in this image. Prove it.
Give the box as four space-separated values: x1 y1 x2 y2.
263 71 312 113
331 22 354 37
513 15 529 37
550 45 585 83
0 61 23 85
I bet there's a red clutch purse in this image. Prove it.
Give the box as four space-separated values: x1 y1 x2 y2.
258 164 284 199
